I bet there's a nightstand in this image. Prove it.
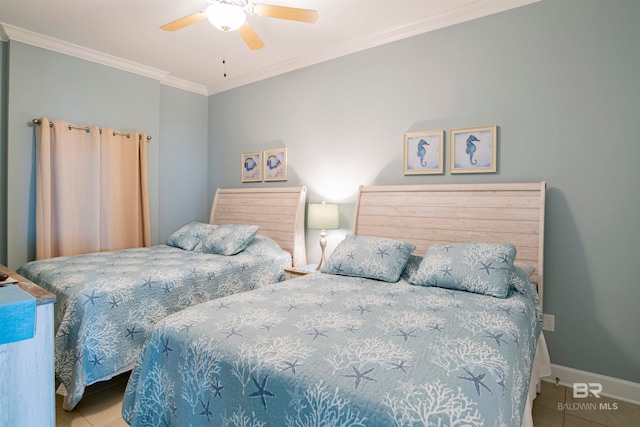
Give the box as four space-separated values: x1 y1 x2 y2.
0 265 56 426
284 264 318 280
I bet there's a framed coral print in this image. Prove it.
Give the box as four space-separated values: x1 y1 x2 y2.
403 130 444 175
263 148 288 181
241 151 262 182
450 125 497 173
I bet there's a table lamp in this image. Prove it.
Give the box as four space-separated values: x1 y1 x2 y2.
307 201 339 270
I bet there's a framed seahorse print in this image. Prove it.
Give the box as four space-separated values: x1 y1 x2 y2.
263 148 288 181
450 125 497 173
403 130 444 175
241 150 263 182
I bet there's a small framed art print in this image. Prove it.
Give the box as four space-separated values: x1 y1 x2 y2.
264 148 288 181
403 130 444 175
450 125 497 173
241 151 262 182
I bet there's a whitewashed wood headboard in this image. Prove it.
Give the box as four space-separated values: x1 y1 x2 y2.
209 186 307 267
352 182 546 307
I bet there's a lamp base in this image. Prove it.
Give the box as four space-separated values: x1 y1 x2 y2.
316 230 327 271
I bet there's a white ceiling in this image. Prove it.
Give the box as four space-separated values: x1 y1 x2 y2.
0 0 538 95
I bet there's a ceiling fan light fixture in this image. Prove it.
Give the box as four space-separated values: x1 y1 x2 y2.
206 2 246 32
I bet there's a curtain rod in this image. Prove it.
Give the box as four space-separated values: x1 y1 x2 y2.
32 119 152 141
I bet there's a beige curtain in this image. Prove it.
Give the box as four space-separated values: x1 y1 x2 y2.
35 118 150 260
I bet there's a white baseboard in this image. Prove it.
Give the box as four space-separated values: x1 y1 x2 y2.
543 364 640 405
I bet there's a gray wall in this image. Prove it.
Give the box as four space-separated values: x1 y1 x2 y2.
159 85 210 239
4 41 209 269
208 0 640 383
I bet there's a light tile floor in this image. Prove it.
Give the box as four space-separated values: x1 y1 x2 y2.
56 375 639 426
56 373 129 427
532 380 640 427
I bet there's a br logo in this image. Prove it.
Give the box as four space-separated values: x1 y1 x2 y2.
573 382 602 398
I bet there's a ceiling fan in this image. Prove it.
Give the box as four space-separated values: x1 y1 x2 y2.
160 0 318 50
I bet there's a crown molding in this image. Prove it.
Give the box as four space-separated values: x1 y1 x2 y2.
2 0 539 96
0 24 8 42
2 23 168 80
207 0 541 94
1 22 207 95
160 76 208 96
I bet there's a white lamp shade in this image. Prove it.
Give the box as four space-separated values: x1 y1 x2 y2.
307 203 339 230
206 3 246 31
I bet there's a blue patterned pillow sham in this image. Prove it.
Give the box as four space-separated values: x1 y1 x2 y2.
166 222 218 251
510 264 540 302
321 234 416 282
408 242 517 298
400 254 423 281
201 224 259 255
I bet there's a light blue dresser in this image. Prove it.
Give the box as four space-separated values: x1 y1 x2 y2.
0 265 56 426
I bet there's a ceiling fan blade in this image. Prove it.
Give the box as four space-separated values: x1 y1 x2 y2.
160 11 207 31
251 4 318 23
237 21 265 50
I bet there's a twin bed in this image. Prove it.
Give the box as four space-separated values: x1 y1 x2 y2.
120 182 549 427
17 186 308 410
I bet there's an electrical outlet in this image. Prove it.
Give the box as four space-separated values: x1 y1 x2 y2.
543 314 555 332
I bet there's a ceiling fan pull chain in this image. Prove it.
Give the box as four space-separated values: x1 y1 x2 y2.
223 31 228 77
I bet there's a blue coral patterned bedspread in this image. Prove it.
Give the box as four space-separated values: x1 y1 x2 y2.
122 266 542 427
16 235 291 410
